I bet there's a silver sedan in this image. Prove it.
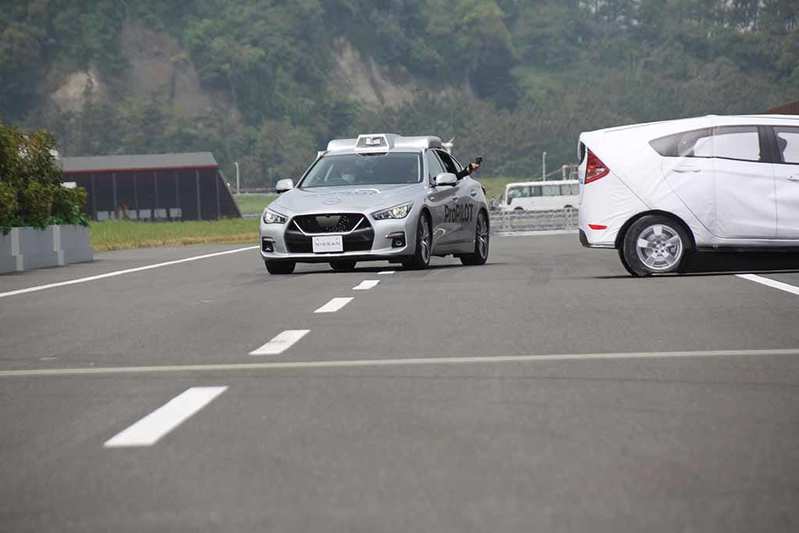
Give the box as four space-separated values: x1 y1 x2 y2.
259 134 490 274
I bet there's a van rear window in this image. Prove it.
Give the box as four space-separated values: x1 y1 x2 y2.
650 128 713 158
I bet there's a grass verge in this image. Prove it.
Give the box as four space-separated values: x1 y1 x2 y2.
91 219 259 252
234 193 277 215
476 176 524 200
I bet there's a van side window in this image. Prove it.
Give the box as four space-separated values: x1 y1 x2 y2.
543 185 560 197
774 127 799 164
713 126 761 162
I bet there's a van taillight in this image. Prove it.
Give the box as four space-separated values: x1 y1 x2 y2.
584 150 609 184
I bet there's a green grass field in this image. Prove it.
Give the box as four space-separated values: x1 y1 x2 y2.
90 219 259 251
477 176 520 201
234 193 276 215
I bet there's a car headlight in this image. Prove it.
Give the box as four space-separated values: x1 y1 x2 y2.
262 209 287 224
372 202 413 220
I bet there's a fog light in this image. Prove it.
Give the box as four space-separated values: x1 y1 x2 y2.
262 238 274 253
387 231 406 248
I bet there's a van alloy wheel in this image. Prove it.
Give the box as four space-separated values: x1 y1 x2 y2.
635 224 683 271
621 214 691 277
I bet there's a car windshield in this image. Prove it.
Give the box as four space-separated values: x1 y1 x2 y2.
300 153 422 188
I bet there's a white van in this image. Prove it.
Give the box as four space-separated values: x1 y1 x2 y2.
501 180 580 212
578 114 799 276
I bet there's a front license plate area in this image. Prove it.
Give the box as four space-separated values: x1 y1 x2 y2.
312 235 343 253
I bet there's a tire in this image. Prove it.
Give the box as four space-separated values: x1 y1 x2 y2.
402 212 432 270
621 215 691 277
264 260 295 275
617 248 635 276
460 210 489 266
330 260 357 272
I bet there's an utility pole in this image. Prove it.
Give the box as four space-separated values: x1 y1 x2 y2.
542 152 547 180
234 161 240 195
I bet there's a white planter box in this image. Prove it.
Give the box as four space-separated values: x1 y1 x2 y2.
0 225 93 274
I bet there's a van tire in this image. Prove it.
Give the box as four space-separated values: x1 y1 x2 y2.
621 215 690 277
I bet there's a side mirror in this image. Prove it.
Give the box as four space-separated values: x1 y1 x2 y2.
507 197 513 205
434 172 457 187
275 178 294 193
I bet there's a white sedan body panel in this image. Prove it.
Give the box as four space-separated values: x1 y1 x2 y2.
579 114 799 251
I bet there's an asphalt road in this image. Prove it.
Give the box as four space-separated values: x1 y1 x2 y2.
1 234 799 532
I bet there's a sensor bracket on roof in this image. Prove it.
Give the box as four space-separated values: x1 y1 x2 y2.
355 134 393 153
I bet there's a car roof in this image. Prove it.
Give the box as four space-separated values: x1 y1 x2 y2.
584 114 799 137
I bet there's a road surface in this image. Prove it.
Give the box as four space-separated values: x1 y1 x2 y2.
1 234 798 532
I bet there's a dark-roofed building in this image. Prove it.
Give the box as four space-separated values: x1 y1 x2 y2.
768 101 799 115
59 152 241 221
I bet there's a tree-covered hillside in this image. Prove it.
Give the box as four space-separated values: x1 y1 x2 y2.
1 0 797 187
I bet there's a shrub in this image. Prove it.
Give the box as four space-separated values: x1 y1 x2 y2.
0 121 88 229
0 181 18 231
19 180 54 229
51 185 88 226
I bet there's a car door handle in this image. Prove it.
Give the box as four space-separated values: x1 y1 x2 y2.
787 175 799 182
673 167 700 173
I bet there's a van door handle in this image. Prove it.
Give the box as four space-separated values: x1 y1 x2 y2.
787 175 799 182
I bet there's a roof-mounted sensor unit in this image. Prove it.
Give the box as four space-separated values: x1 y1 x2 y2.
355 134 392 153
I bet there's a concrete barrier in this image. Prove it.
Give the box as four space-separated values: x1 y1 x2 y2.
0 225 93 274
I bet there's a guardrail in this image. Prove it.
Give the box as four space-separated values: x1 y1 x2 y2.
489 208 579 234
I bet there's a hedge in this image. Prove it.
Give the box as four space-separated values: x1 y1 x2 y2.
0 121 87 232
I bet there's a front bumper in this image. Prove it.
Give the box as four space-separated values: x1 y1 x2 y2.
260 214 415 263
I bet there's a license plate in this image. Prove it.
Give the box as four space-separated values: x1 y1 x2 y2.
312 235 343 253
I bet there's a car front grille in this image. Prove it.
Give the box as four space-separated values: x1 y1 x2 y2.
285 214 374 254
293 213 364 234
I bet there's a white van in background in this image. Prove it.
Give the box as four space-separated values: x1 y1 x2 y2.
500 180 580 212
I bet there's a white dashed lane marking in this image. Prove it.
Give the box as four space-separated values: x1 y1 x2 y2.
104 386 227 448
314 297 353 313
737 274 799 297
378 271 395 275
353 280 380 291
249 330 310 356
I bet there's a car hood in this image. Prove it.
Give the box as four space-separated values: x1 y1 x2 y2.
268 184 421 214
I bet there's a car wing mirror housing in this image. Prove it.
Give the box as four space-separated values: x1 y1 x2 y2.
275 178 295 193
434 172 457 187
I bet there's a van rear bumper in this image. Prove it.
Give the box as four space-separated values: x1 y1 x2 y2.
579 229 615 249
